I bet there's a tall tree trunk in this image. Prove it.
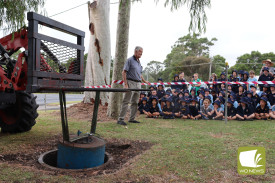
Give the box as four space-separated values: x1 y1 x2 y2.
107 0 131 118
84 0 111 105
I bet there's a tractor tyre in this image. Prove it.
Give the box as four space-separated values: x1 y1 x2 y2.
0 92 39 133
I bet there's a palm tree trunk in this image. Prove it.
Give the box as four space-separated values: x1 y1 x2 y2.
107 0 131 118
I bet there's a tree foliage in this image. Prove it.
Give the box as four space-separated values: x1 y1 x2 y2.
156 0 211 32
143 61 164 82
229 51 275 75
158 33 217 81
0 0 45 33
212 54 226 76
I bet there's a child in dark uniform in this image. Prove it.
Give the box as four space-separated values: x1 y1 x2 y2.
157 84 165 99
162 97 175 119
138 92 146 106
178 98 190 119
189 98 201 120
255 97 270 120
138 97 150 114
146 97 160 118
225 98 237 120
147 85 156 98
236 97 255 121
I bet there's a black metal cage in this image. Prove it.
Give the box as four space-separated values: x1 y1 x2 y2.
27 12 85 93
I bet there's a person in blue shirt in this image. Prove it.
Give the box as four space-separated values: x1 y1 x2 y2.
229 92 239 108
138 97 150 114
236 97 255 121
247 70 257 90
162 97 175 119
208 100 224 120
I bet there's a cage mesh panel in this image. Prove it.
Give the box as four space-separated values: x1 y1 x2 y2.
40 40 80 75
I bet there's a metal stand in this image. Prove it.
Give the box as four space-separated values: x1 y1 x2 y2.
91 91 100 134
59 90 70 142
224 62 229 124
49 87 149 142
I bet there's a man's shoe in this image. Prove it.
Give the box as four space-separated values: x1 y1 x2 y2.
117 120 127 126
128 120 140 123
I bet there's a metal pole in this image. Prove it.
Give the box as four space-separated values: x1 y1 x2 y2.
91 91 100 134
44 94 46 112
224 62 229 124
146 71 149 89
209 60 212 80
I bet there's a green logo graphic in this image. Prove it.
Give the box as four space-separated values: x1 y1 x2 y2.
238 147 266 175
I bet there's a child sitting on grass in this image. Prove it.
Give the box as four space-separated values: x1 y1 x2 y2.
208 100 224 120
200 98 212 120
178 98 190 119
162 97 175 119
225 98 237 120
138 97 150 114
145 97 160 118
236 97 255 121
255 97 270 120
189 98 201 120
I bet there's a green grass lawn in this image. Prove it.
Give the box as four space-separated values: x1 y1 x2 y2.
0 111 274 182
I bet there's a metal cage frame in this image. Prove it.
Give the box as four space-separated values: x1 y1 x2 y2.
27 12 85 93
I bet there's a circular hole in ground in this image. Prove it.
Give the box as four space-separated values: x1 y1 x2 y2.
38 149 112 171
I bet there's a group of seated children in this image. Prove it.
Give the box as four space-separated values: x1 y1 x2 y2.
138 83 275 121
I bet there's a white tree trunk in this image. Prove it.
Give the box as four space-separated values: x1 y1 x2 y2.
107 0 131 118
84 0 111 105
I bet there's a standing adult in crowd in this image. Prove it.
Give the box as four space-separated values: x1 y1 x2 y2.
209 73 218 91
117 46 150 126
179 72 187 91
191 73 201 95
260 59 274 76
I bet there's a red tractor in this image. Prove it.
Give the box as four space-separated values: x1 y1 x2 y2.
0 12 85 133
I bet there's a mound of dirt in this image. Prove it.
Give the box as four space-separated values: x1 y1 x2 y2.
0 136 152 178
58 102 113 122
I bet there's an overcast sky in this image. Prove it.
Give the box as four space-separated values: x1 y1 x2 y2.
3 0 275 68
